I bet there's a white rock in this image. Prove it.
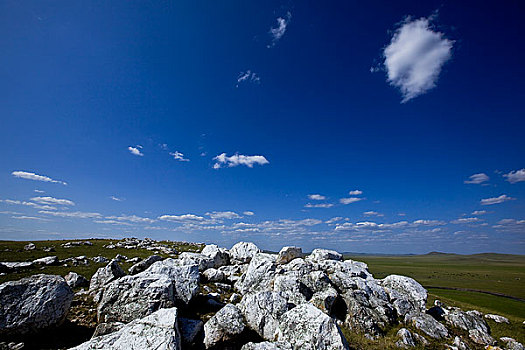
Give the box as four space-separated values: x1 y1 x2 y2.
230 242 262 264
144 260 200 303
89 260 126 292
395 328 416 348
178 252 214 271
242 342 293 350
203 304 245 348
404 313 448 339
239 291 288 340
33 256 58 265
235 253 277 295
24 243 36 251
381 275 427 317
468 328 495 345
276 247 302 265
128 255 162 275
277 303 349 350
500 337 524 350
306 249 343 262
0 274 73 335
65 272 89 288
202 268 226 282
484 313 509 324
70 307 181 350
201 244 230 268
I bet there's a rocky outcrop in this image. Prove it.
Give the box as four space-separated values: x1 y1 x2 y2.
444 309 493 344
239 291 289 340
33 256 59 266
145 260 200 303
306 249 343 262
70 307 181 350
128 255 162 275
203 304 245 348
235 253 277 294
230 242 261 264
89 260 126 292
65 272 89 288
0 274 74 335
276 246 302 265
484 314 509 324
277 303 349 350
404 312 449 339
201 244 230 268
381 275 427 317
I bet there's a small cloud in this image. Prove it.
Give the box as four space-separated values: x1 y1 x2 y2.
0 199 56 211
472 210 487 216
325 217 344 224
170 151 190 162
382 15 453 102
364 211 384 217
106 214 155 224
39 210 102 219
305 203 334 208
348 190 363 195
340 197 363 205
158 214 205 222
236 70 260 87
308 194 326 201
128 146 144 156
464 173 489 184
413 219 446 226
481 194 515 206
31 196 75 206
206 211 242 220
243 211 255 216
398 213 407 216
213 153 269 169
110 196 123 201
451 217 480 224
503 169 525 184
12 171 67 185
11 215 49 221
268 12 291 48
34 189 45 193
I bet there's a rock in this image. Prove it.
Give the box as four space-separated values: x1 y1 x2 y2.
306 249 343 262
381 275 427 317
92 256 109 264
126 257 141 264
276 246 302 265
310 287 339 315
201 244 230 268
273 273 311 306
468 329 495 345
65 272 89 288
484 314 509 324
230 242 261 264
239 291 289 341
202 268 226 282
444 309 490 338
0 274 74 335
500 337 524 350
178 252 214 271
145 260 200 303
89 260 126 292
235 253 277 295
446 336 470 350
242 342 293 350
179 318 203 346
114 254 128 262
395 328 417 348
0 262 33 271
24 243 36 251
92 322 125 337
230 293 242 303
277 303 349 350
0 342 24 350
427 305 447 320
33 256 59 266
128 255 162 275
70 307 181 350
203 304 245 348
404 313 448 339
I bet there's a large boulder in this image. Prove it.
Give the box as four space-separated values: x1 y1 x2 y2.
89 260 126 292
276 247 302 265
306 249 343 262
178 252 214 272
0 274 74 335
65 272 89 288
201 244 230 268
230 242 261 264
70 307 181 350
235 253 277 295
128 255 162 275
202 268 226 283
144 259 200 303
381 275 427 317
33 256 59 266
239 291 289 340
404 313 448 339
444 309 494 345
277 303 349 350
203 304 245 348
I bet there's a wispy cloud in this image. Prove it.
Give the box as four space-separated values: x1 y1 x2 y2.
110 196 123 201
412 219 446 226
128 145 144 156
243 211 255 216
12 215 49 221
464 173 489 184
472 210 487 216
0 199 56 211
481 194 515 206
340 197 363 205
451 217 480 224
31 196 75 206
158 214 205 222
348 190 363 195
106 214 155 224
364 211 384 217
206 211 242 220
503 169 525 184
213 153 269 169
268 12 291 48
34 189 45 193
308 194 326 201
39 210 102 219
305 203 334 208
236 70 260 87
382 15 453 102
12 171 67 185
170 151 190 162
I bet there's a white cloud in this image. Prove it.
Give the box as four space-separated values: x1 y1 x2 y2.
464 173 489 184
412 219 446 226
504 169 525 184
94 220 132 226
110 196 123 201
12 171 67 185
158 214 205 222
383 16 453 102
34 189 45 193
106 214 156 224
340 197 363 205
325 217 344 224
451 217 480 224
308 194 326 201
12 215 49 221
348 190 363 195
170 151 189 162
243 211 255 216
472 210 487 216
481 194 515 206
236 70 260 87
128 146 144 156
364 211 384 217
31 196 75 206
213 153 269 169
0 199 57 211
305 203 334 208
39 210 102 219
268 12 291 47
206 211 242 220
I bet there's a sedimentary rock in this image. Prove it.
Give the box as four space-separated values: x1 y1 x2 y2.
89 260 126 292
230 242 261 264
444 309 492 344
381 275 427 317
128 255 162 275
404 313 449 339
306 249 343 262
239 291 288 340
484 314 509 324
201 244 230 268
33 256 58 266
203 304 245 348
235 253 277 294
276 246 302 265
0 274 73 335
65 272 89 288
145 260 200 303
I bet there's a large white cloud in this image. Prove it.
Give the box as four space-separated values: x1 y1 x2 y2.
12 171 67 185
383 16 453 102
504 169 525 184
31 196 75 206
213 153 269 169
464 173 489 184
481 194 515 205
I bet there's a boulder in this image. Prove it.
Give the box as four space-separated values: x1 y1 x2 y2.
277 303 349 350
178 252 214 271
447 336 470 350
70 307 181 350
230 242 261 264
202 268 226 283
273 273 311 306
404 313 448 339
145 260 200 303
239 291 289 340
444 309 490 337
306 249 343 262
203 304 245 348
33 256 59 266
276 247 302 265
500 337 524 350
201 244 230 268
0 274 73 335
381 275 427 317
24 243 36 251
395 328 417 348
468 329 495 345
484 314 509 324
235 253 277 295
128 255 162 275
92 256 109 264
65 272 89 288
89 260 126 292
92 322 125 337
242 342 293 350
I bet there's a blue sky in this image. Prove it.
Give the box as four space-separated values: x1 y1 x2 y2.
1 1 524 254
